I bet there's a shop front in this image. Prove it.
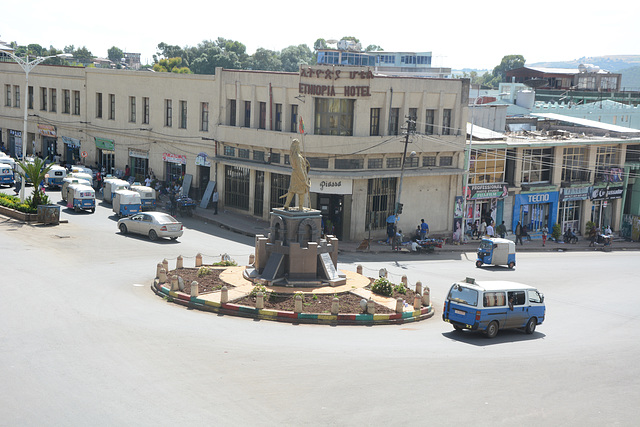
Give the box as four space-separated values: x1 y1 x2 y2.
129 148 149 182
512 189 559 233
195 152 212 199
310 177 352 240
8 129 22 159
559 186 590 233
590 185 623 229
465 183 508 229
62 136 81 165
163 152 186 184
38 125 58 159
95 137 115 175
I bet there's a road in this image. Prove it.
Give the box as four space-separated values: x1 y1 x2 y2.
1 189 639 426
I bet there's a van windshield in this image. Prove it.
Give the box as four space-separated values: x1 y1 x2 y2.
448 285 478 307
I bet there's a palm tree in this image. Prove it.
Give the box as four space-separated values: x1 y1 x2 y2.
16 157 52 207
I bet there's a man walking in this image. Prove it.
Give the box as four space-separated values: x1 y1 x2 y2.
211 187 219 215
515 221 523 245
486 221 495 238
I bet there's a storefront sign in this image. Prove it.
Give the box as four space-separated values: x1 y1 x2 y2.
299 66 373 98
560 186 591 201
310 178 353 195
37 124 56 137
163 152 186 165
129 148 149 159
591 185 623 200
9 129 21 137
61 136 81 148
468 183 508 200
195 152 211 167
95 137 115 151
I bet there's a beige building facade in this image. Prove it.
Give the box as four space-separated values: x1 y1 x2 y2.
0 62 469 241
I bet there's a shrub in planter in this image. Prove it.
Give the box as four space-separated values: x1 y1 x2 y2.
371 277 394 297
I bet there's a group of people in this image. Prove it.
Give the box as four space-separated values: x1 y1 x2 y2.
467 218 506 240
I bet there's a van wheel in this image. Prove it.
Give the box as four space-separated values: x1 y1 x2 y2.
485 321 499 338
90 208 95 213
149 230 158 241
119 224 128 234
525 317 537 334
453 325 463 332
508 262 515 269
475 260 483 268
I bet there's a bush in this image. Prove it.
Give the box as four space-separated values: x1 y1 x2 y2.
197 266 212 277
371 277 394 297
393 283 408 295
0 193 36 213
552 223 562 241
586 221 596 235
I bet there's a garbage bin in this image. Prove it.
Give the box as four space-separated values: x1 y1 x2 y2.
37 204 61 225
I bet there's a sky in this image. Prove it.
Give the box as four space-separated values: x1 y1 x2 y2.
3 1 639 71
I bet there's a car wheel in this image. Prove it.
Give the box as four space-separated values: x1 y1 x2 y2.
508 262 515 269
170 237 178 241
149 229 158 241
525 317 537 334
119 223 128 234
485 321 499 338
476 260 483 268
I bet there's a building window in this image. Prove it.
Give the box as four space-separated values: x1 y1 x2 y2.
238 148 250 159
439 156 453 167
224 165 250 211
388 108 399 135
595 146 620 182
50 88 56 113
108 94 115 119
229 99 236 126
40 87 47 111
406 156 419 167
386 157 402 168
425 109 435 135
274 103 282 131
223 146 235 157
521 148 553 184
4 85 10 107
253 150 265 162
408 108 417 132
179 100 187 129
270 152 281 164
254 170 264 216
562 147 588 182
73 91 81 115
469 149 506 184
366 177 397 231
423 156 436 166
308 157 329 169
259 101 266 129
28 86 34 110
63 90 70 114
370 108 380 136
96 93 103 118
290 105 298 133
442 109 452 135
129 96 136 123
368 158 383 169
165 99 172 127
335 158 363 169
200 102 209 131
244 101 251 127
143 97 150 124
315 98 354 136
270 173 290 210
14 86 20 108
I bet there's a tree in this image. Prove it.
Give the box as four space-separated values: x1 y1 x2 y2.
63 45 75 54
280 45 313 72
16 158 52 208
107 46 124 64
365 44 383 52
313 38 328 51
493 54 525 82
249 48 281 71
74 46 94 63
152 57 191 73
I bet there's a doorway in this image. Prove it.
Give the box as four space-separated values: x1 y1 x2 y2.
319 194 344 240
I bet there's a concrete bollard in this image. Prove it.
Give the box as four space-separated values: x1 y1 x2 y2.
331 297 339 315
190 281 199 297
256 292 264 309
170 275 179 291
156 263 163 279
414 294 422 310
195 253 203 267
402 275 408 285
176 256 183 269
248 254 255 266
416 281 423 296
357 265 363 275
422 286 430 306
158 268 167 284
367 299 376 315
396 297 404 313
294 295 303 313
162 259 169 275
220 286 229 304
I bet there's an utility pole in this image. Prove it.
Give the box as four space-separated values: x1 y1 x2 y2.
394 115 416 217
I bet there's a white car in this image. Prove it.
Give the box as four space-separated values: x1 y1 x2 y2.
117 211 183 241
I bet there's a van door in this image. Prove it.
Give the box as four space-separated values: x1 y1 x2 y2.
506 290 527 328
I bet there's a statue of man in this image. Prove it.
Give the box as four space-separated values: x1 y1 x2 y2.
281 139 310 210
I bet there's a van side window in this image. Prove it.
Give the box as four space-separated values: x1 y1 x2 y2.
483 292 506 307
507 291 526 306
528 290 542 303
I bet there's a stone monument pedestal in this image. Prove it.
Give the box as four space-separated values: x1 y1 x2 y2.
247 208 346 287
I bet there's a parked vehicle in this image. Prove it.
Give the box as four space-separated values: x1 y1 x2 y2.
117 211 183 241
0 163 15 187
70 165 93 176
130 184 157 210
476 237 516 269
45 165 67 188
442 277 545 338
102 178 131 203
61 177 92 202
66 183 95 213
0 154 16 170
112 189 142 217
176 195 196 216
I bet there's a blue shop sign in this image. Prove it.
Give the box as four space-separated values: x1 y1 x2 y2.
512 191 559 233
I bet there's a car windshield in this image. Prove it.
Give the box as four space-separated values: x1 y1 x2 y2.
448 285 478 307
154 214 179 224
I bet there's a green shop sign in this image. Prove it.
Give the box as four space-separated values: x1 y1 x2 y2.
94 137 115 151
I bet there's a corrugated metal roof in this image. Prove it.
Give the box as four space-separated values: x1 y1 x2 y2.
531 112 640 133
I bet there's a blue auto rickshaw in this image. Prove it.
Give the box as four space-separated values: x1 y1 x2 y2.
476 237 516 269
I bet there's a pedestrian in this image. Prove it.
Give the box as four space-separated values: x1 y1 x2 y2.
472 220 479 239
589 225 597 247
144 175 152 187
496 221 507 238
479 220 487 237
542 225 548 246
211 187 219 215
169 191 177 216
393 228 403 251
124 164 131 180
420 219 429 240
515 221 523 245
486 221 495 238
386 221 395 244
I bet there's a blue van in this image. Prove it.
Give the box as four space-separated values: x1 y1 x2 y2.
443 278 545 338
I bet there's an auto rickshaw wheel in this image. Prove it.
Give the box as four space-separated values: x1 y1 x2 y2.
508 262 515 269
119 224 128 234
475 260 483 268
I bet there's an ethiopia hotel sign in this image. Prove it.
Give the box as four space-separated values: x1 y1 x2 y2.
299 66 373 97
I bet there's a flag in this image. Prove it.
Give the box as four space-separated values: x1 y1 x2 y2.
299 116 305 134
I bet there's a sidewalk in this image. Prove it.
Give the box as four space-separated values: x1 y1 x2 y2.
190 205 640 254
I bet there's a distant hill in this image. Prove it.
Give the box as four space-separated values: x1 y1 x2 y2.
619 66 640 90
529 55 640 72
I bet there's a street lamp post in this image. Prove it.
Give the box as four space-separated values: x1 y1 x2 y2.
0 46 72 200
